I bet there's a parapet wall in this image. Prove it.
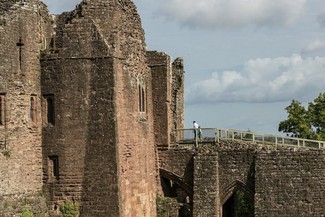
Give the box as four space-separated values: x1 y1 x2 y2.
255 147 325 216
160 141 325 217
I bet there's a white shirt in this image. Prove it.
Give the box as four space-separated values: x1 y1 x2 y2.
193 122 199 129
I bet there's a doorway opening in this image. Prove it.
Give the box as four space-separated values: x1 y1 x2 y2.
222 190 254 217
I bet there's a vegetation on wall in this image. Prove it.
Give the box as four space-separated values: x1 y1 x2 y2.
156 196 168 217
60 201 79 217
20 208 34 217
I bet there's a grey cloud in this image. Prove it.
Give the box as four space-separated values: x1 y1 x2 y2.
302 39 325 54
186 55 325 104
160 0 307 29
317 9 325 28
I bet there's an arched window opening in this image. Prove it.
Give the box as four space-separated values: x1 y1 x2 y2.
222 190 254 217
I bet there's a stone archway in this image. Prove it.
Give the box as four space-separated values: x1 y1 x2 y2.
220 180 254 217
159 169 193 217
159 168 193 199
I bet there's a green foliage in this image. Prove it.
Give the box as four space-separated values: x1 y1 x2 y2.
236 191 254 217
279 93 325 140
2 150 11 158
23 198 33 205
156 196 168 217
38 187 46 197
20 208 34 217
241 129 253 140
60 201 79 217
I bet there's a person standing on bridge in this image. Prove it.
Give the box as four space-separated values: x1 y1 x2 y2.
198 126 203 141
193 121 199 139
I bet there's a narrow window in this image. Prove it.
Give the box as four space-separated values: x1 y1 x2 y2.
142 87 145 112
139 85 142 112
30 96 36 123
49 156 59 179
47 97 54 124
0 94 4 126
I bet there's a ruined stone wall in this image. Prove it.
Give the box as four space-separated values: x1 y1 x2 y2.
41 1 156 216
164 141 325 217
40 8 120 217
148 51 172 149
193 149 219 217
148 53 185 148
255 147 325 216
0 0 52 210
171 58 185 142
114 1 157 215
189 142 255 216
217 143 255 201
158 146 194 186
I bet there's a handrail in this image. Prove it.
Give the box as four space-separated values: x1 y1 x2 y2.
174 128 325 149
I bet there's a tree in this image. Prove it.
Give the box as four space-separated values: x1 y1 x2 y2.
278 93 325 141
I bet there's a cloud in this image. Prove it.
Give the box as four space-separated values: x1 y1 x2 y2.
160 0 307 29
302 39 325 53
186 54 325 104
317 7 325 28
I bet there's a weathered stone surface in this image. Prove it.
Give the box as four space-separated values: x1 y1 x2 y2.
0 0 183 216
160 141 325 217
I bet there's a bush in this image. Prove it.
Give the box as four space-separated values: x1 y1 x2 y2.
60 201 79 217
20 209 34 217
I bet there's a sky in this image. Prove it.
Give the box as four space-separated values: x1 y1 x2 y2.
42 0 325 136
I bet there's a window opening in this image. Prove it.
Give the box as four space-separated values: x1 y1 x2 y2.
49 156 59 179
16 38 24 71
47 97 54 124
0 94 4 126
142 87 145 112
139 84 142 112
30 96 36 123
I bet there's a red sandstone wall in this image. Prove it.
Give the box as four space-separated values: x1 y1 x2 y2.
41 7 120 216
113 1 157 216
41 1 157 216
171 58 185 142
0 0 51 196
148 51 172 149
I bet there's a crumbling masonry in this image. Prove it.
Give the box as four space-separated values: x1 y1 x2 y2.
0 0 184 216
4 1 325 217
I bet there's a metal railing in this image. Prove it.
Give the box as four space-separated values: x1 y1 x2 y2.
174 128 325 149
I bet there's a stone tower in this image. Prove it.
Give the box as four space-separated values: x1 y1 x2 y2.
0 0 185 216
0 0 51 207
40 0 156 216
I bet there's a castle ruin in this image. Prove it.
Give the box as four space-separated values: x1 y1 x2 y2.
3 1 325 217
0 0 184 216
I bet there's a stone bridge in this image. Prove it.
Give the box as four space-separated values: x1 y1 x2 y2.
158 128 325 217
